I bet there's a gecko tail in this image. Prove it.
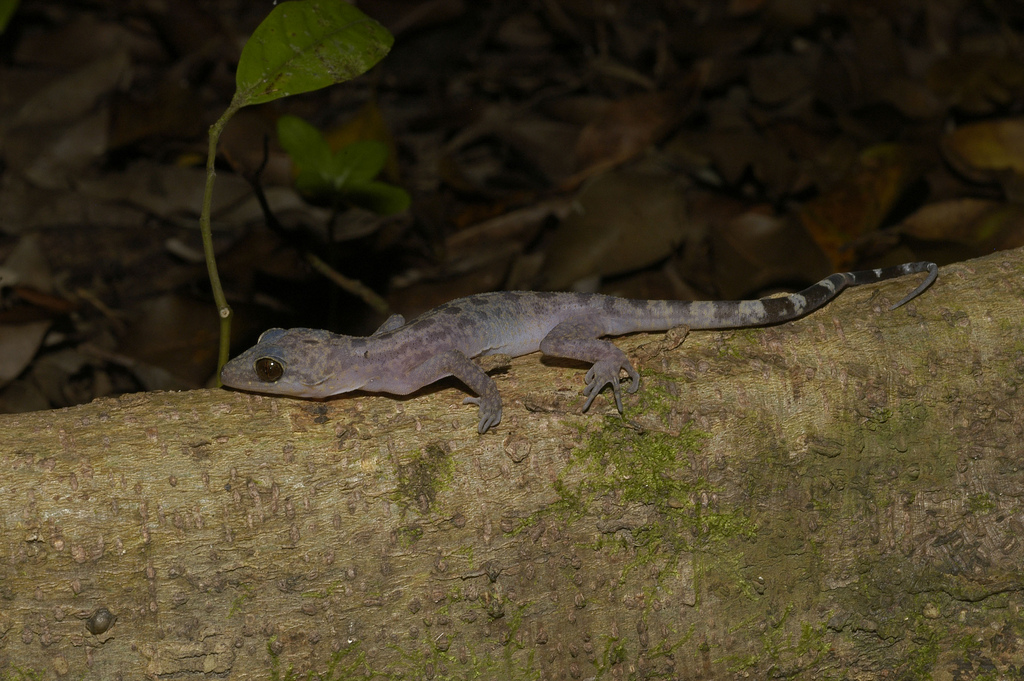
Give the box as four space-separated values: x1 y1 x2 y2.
758 260 939 326
601 260 938 333
885 262 938 310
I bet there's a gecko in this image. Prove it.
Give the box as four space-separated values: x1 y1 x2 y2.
220 261 937 433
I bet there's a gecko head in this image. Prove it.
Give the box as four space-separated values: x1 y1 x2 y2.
220 328 373 398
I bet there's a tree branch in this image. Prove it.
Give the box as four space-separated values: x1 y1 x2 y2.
1 249 1021 679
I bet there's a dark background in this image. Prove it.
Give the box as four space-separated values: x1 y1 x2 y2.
0 0 1014 411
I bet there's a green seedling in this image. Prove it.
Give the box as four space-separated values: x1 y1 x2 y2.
198 0 393 374
276 114 410 214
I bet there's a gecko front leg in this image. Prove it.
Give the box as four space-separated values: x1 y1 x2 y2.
404 350 503 433
539 317 640 413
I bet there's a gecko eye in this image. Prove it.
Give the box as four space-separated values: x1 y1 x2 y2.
254 357 285 382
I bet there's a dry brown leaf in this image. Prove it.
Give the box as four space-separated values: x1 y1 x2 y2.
541 169 691 290
14 14 156 67
941 118 1024 184
0 236 55 389
109 78 207 151
23 109 110 190
900 198 1024 251
76 160 253 219
446 197 573 263
11 49 130 128
927 53 1024 115
710 207 831 299
0 321 53 389
664 117 807 198
797 143 922 268
142 0 235 58
441 102 580 189
118 295 220 388
572 85 695 180
0 176 146 233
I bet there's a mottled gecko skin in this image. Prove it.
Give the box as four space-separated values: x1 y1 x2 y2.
221 261 937 433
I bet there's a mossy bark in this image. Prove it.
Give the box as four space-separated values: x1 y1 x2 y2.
1 250 1022 680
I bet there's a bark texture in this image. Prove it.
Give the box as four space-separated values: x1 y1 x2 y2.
1 250 1022 680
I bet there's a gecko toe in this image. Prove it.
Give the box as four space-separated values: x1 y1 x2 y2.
464 396 502 433
611 382 624 413
626 367 640 394
581 360 634 413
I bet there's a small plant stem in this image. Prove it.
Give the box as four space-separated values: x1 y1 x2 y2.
199 100 243 381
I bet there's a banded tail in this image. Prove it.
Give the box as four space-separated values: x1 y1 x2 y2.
700 261 937 330
609 261 938 333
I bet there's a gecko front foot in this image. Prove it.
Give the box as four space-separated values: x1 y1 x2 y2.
581 360 640 413
464 395 503 434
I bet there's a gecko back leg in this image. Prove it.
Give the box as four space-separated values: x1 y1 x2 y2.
539 317 640 413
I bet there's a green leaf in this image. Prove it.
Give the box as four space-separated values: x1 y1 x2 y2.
340 181 411 215
276 114 333 175
331 140 388 184
235 0 393 108
294 168 334 197
0 0 20 34
277 115 408 214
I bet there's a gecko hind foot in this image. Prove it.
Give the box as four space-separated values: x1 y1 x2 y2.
581 360 640 413
464 396 503 434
